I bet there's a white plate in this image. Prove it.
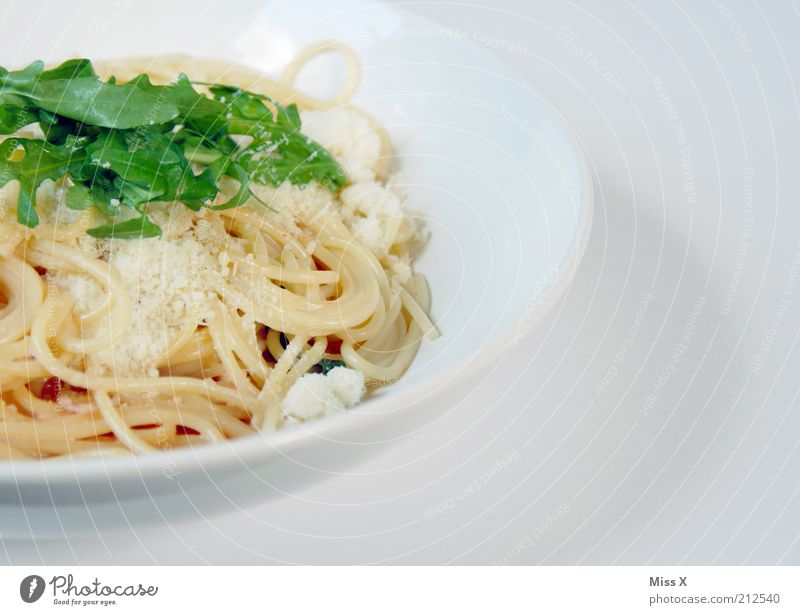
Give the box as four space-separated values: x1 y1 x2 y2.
0 0 591 536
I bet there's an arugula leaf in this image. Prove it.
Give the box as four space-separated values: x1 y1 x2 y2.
82 130 217 207
317 358 346 375
0 138 84 226
64 183 93 210
213 87 346 190
87 212 162 239
85 131 175 198
34 58 95 81
0 60 181 129
0 104 38 134
209 85 302 131
179 167 218 209
207 163 251 210
242 134 346 190
36 109 76 144
80 170 124 216
147 74 226 127
0 58 348 237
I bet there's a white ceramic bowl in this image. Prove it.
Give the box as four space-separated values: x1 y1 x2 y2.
0 0 592 537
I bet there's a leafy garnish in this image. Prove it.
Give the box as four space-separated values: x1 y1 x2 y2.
86 211 162 239
0 138 84 226
0 58 347 237
316 358 346 375
209 86 346 191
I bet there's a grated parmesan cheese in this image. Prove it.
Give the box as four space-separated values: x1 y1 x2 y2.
47 204 243 378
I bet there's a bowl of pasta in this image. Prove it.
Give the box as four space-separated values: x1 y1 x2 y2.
0 0 591 536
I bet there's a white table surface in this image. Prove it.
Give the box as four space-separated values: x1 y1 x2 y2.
4 0 800 565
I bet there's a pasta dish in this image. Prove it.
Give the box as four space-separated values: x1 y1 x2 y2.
0 44 436 459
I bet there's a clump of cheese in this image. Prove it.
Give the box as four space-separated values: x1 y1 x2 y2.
300 108 383 183
339 181 406 258
282 367 366 421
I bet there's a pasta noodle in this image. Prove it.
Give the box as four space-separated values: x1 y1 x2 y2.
0 46 437 460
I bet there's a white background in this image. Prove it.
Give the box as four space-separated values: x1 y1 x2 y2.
4 0 800 564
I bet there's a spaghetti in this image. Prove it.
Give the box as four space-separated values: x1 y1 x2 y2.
0 47 436 459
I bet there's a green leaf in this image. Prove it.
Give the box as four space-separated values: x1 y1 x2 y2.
208 86 346 190
0 58 348 238
209 85 301 131
179 167 218 206
317 358 346 375
83 131 182 204
126 74 220 118
207 163 251 210
1 63 181 128
0 104 38 134
0 138 84 227
35 58 95 81
64 183 93 210
86 212 162 238
84 171 124 216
